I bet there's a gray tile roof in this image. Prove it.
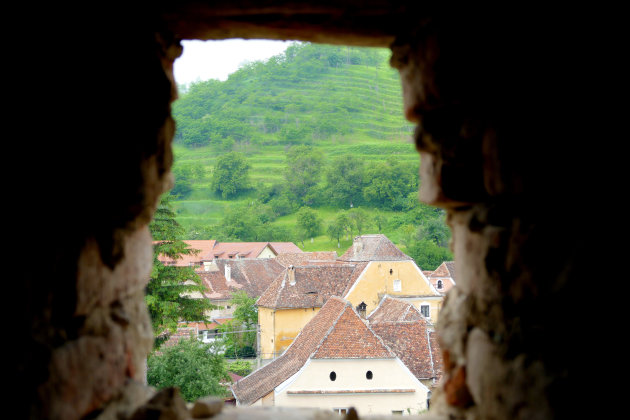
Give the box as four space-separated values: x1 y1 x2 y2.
339 234 413 262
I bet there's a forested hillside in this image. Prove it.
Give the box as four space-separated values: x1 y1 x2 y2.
169 42 452 270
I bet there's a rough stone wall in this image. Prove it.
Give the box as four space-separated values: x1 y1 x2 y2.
16 12 182 420
390 14 584 420
15 5 589 420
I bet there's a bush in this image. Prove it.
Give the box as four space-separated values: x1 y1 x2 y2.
147 338 229 402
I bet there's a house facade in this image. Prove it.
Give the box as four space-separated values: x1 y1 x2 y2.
424 261 457 294
257 235 443 360
232 297 431 416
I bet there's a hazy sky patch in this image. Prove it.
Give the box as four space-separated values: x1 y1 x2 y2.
174 39 291 86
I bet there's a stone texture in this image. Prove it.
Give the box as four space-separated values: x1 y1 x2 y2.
18 5 590 420
130 387 190 420
190 397 224 418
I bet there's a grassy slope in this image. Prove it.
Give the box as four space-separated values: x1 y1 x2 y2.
170 44 425 255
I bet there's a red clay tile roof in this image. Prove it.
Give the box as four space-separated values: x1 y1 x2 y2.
311 305 394 359
275 251 338 267
156 240 216 267
339 234 413 262
231 296 349 405
197 259 284 300
256 263 368 309
367 296 426 323
427 261 456 294
368 297 440 381
215 259 285 298
201 242 301 260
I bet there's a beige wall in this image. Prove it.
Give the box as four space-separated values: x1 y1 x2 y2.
345 261 440 315
207 299 233 319
259 307 320 359
408 298 442 323
274 358 429 416
258 246 276 258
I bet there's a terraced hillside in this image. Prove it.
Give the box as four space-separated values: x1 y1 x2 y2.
169 42 452 270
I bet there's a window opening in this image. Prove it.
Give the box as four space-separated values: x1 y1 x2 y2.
329 371 337 381
366 370 373 380
393 279 402 292
420 304 430 318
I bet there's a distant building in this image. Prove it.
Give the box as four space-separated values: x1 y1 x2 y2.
232 297 433 416
257 235 443 359
156 240 302 267
424 261 457 294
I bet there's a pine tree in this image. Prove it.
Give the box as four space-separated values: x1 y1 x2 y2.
146 195 215 342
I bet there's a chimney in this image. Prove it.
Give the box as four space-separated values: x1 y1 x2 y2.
356 301 367 318
353 236 363 258
225 264 231 282
288 265 296 286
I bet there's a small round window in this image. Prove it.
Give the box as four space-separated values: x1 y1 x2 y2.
366 370 373 380
330 371 337 381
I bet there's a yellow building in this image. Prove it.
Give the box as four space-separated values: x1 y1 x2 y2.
257 234 443 360
233 297 435 415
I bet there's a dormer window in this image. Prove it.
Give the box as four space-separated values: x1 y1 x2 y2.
437 280 443 289
393 279 401 292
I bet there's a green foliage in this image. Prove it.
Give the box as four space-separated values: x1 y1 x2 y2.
363 159 419 209
168 42 453 269
324 155 365 207
327 211 351 247
147 195 215 339
406 239 454 271
228 360 253 377
285 145 324 205
211 152 251 199
218 291 258 359
296 206 323 243
348 207 372 236
147 337 229 402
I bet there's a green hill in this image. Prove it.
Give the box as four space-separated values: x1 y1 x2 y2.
169 42 452 270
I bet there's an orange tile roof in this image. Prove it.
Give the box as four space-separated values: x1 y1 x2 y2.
368 297 441 382
201 241 302 260
367 296 426 323
311 305 394 359
231 296 349 405
427 261 456 294
156 240 216 267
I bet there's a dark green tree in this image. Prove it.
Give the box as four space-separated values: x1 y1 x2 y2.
147 337 229 402
296 206 323 244
324 155 365 207
211 152 251 199
285 145 324 205
218 291 258 358
348 207 372 236
406 239 454 271
327 211 351 248
147 195 215 340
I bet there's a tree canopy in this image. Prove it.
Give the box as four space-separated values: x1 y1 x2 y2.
147 195 215 341
211 152 251 199
147 337 229 402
